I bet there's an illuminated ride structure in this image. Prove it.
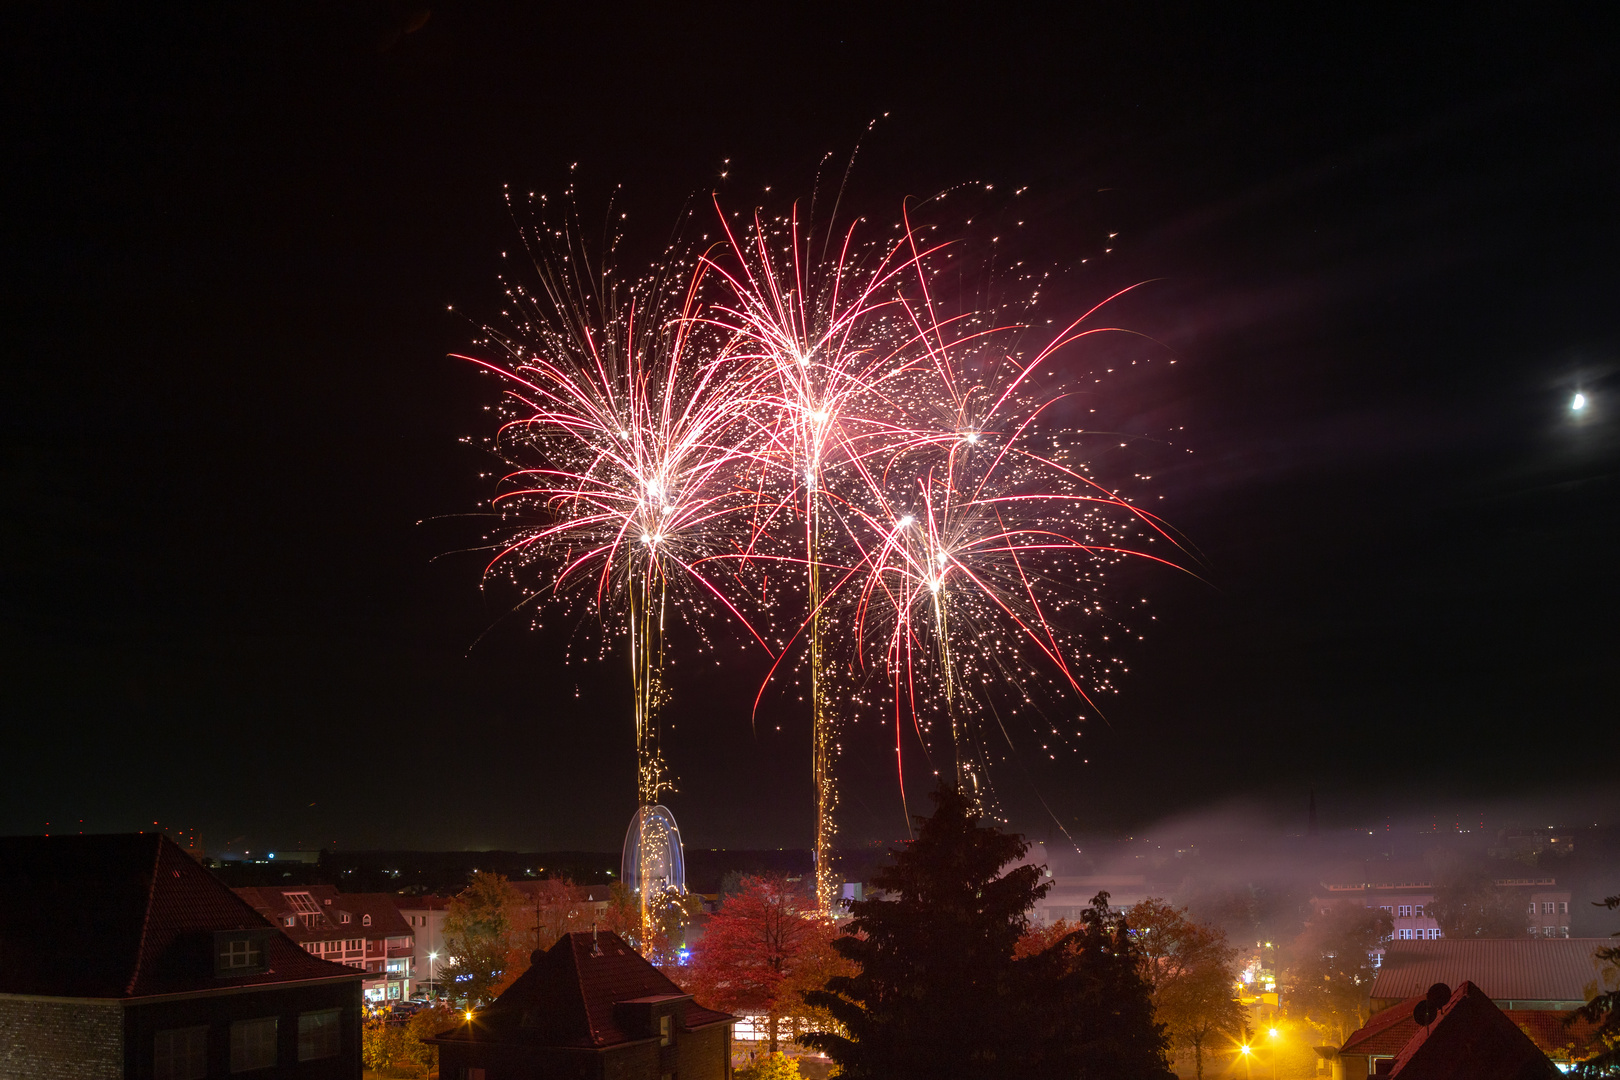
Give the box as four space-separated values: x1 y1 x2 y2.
621 804 686 946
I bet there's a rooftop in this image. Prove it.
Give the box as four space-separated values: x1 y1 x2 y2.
1372 938 1616 1005
0 833 358 998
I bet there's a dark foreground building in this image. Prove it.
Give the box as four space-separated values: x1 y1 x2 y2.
427 931 734 1080
0 833 362 1080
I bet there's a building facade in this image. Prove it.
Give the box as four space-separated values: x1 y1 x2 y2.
234 886 415 1003
0 833 363 1080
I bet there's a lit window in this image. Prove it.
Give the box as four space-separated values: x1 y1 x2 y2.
297 1009 341 1061
230 1017 278 1072
155 1026 207 1080
659 1014 672 1047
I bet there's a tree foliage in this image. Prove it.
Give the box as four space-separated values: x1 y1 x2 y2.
598 881 697 967
1128 899 1247 1080
1569 892 1620 1075
687 875 848 1052
804 786 1172 1079
1282 904 1393 1044
734 1050 802 1080
439 871 527 1007
1428 857 1528 939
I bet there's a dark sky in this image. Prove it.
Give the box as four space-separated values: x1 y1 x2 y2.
3 4 1616 854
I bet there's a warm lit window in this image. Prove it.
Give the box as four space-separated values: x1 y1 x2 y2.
155 1026 208 1080
659 1013 672 1046
297 1009 341 1061
230 1017 278 1072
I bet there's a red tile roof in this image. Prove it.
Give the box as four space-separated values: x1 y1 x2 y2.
1342 996 1426 1056
235 886 412 942
429 931 732 1050
1372 938 1613 1004
1343 998 1604 1063
1386 981 1560 1079
0 834 360 998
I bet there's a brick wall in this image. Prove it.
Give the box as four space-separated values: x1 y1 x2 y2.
0 996 123 1080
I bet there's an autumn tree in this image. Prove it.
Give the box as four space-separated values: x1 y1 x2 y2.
1129 898 1247 1079
1428 857 1527 938
600 881 695 966
686 875 844 1053
439 871 527 1007
1282 904 1393 1043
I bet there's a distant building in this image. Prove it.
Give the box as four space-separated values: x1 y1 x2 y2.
1309 870 1571 943
1370 937 1615 1013
426 930 735 1080
392 894 451 998
0 833 362 1079
234 885 415 1003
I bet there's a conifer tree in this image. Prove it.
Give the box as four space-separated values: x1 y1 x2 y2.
805 788 1174 1078
803 787 1047 1079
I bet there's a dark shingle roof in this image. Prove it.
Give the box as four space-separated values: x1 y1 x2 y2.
0 834 360 998
429 931 732 1050
1387 981 1561 1079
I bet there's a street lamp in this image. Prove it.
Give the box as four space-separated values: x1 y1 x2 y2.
428 951 437 998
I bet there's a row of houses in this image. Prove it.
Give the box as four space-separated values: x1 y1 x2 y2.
0 834 733 1080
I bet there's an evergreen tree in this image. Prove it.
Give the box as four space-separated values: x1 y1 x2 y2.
803 787 1047 1079
1024 892 1176 1079
805 788 1173 1079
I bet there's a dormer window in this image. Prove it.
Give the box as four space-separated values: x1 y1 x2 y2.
341 914 350 924
363 915 372 927
213 930 271 977
285 917 295 927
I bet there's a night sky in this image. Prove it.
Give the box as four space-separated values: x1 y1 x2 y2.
4 5 1616 854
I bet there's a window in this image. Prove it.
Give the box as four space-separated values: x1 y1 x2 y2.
1415 905 1425 917
1561 926 1569 937
230 1017 278 1072
1561 902 1569 914
298 1009 341 1061
285 916 295 927
1398 905 1412 918
1529 902 1538 914
1544 902 1556 914
1529 926 1539 936
214 932 269 976
1545 926 1555 937
1427 928 1441 939
363 914 372 926
659 1013 672 1047
286 892 321 914
341 913 351 924
155 1026 208 1080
